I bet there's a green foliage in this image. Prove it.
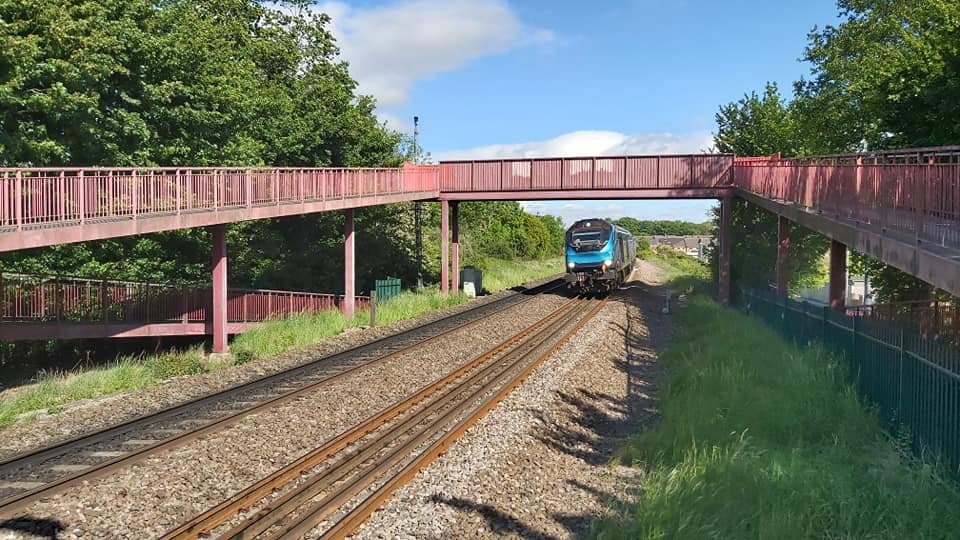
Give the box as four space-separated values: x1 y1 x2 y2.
0 0 411 290
611 217 711 236
714 82 809 157
850 252 951 303
707 199 829 294
714 1 960 301
797 0 960 151
591 296 960 538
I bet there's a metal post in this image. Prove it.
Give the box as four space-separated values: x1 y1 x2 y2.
211 224 228 353
415 201 423 290
451 201 460 295
829 240 847 309
343 209 355 318
440 200 449 296
776 215 791 299
14 170 22 229
101 279 108 323
370 290 377 327
718 195 732 304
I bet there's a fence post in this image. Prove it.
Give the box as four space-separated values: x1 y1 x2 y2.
14 170 22 230
101 279 108 323
370 290 377 328
897 328 905 426
851 315 858 369
78 170 85 224
145 284 151 323
822 305 828 343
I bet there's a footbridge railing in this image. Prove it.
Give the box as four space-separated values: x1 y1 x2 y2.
438 154 734 194
0 163 439 251
735 150 960 250
0 272 368 340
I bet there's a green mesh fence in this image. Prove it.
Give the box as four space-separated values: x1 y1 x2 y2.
735 286 960 480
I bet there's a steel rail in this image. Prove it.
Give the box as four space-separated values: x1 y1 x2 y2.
0 279 564 517
230 298 592 539
160 296 580 539
319 298 606 539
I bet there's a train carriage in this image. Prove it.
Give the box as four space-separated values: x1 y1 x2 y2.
564 218 636 293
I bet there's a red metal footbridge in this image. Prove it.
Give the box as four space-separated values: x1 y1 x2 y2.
2 147 958 351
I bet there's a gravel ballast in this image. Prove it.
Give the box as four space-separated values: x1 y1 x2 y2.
350 265 670 539
0 281 556 460
2 289 572 539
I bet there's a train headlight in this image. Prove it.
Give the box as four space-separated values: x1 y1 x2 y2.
604 258 613 267
567 261 575 269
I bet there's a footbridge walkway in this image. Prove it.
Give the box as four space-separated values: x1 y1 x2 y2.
1 146 957 351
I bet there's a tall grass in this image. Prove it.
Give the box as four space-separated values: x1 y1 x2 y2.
480 257 563 292
230 289 467 362
0 257 557 427
591 273 960 537
0 347 207 428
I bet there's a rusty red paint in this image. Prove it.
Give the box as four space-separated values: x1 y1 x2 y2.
0 272 369 342
0 165 440 252
438 154 734 193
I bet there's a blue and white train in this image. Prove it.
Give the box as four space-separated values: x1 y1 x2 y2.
564 218 637 293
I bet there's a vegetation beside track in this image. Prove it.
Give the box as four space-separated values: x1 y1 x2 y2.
591 259 960 538
0 258 561 428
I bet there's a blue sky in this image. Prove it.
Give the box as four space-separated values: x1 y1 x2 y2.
320 0 841 223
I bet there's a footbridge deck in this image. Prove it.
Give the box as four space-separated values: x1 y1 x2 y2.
1 146 959 350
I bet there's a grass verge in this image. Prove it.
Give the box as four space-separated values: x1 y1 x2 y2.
0 256 561 428
0 346 207 428
590 265 960 538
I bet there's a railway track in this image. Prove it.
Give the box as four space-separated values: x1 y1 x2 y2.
0 278 565 517
164 295 606 539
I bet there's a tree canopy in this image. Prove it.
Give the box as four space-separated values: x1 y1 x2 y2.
713 0 960 301
0 0 565 293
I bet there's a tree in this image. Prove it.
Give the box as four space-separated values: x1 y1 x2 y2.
797 0 960 150
712 83 829 293
0 0 406 292
714 83 809 157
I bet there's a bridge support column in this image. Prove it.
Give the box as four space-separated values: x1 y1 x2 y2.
441 200 449 296
829 240 847 309
343 209 355 318
776 215 791 299
211 224 228 353
718 196 731 304
451 201 460 295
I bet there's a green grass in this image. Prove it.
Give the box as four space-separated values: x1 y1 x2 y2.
479 256 563 293
644 245 710 293
590 264 960 539
0 257 559 428
0 346 207 428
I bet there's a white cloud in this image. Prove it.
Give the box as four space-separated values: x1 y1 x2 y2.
434 130 714 161
319 0 552 109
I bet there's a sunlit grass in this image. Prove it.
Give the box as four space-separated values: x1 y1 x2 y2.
0 347 207 428
590 272 960 538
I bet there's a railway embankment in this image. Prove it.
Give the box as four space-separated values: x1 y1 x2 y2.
0 258 561 437
590 259 960 538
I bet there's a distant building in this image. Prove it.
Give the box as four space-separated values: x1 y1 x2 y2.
647 235 713 259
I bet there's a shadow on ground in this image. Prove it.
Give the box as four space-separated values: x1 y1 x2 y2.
432 272 669 538
0 517 65 540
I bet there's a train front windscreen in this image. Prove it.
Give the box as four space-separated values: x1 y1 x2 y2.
565 220 612 252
